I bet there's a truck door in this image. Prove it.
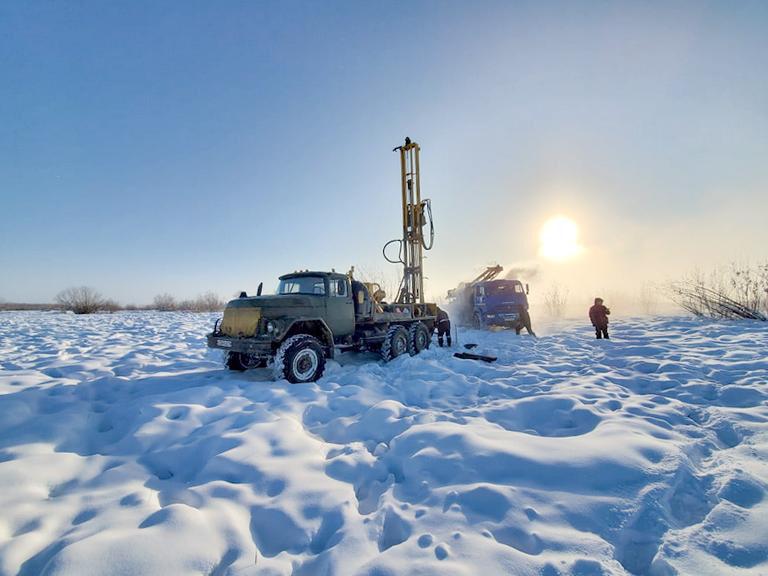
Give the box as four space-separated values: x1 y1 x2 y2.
325 277 355 338
475 285 486 314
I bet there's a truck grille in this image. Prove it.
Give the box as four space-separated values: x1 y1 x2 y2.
221 307 261 337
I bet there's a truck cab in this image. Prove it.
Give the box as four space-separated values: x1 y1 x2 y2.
472 279 529 329
275 272 355 337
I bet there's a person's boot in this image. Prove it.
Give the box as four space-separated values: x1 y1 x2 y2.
438 337 444 347
447 336 452 347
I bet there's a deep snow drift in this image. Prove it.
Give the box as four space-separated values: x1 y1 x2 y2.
0 311 767 575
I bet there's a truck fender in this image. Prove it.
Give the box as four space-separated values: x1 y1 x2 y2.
281 318 335 359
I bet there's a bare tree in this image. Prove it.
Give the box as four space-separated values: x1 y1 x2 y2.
56 286 107 314
637 283 658 315
728 262 768 314
153 293 177 311
193 291 224 312
354 267 400 304
543 283 569 318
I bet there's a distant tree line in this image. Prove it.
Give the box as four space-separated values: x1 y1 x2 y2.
151 292 224 312
0 287 226 314
0 302 62 312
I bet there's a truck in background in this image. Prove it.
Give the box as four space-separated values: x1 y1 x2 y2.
447 266 532 333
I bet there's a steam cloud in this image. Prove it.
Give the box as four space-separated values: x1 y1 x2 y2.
504 263 540 281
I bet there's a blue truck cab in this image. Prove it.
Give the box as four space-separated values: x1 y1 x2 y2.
471 279 529 329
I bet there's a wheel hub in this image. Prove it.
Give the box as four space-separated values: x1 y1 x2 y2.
293 349 318 380
242 354 262 369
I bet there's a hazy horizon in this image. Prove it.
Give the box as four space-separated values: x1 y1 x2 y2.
2 1 767 306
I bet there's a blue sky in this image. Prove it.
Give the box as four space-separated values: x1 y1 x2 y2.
2 1 767 304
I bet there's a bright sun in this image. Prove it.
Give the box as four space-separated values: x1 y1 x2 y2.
539 216 583 261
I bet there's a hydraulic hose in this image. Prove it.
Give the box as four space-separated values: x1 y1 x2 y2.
383 239 405 265
421 200 434 251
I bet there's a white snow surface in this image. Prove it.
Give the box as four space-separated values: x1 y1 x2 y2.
1 311 767 576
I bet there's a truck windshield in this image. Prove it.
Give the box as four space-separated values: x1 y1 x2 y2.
488 283 523 295
278 276 326 295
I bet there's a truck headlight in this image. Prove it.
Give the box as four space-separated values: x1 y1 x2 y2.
266 320 283 335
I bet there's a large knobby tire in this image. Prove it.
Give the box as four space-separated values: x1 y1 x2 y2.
381 325 408 362
273 334 326 383
408 322 431 355
225 352 266 371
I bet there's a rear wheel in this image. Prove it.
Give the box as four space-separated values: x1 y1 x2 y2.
408 322 431 355
225 352 266 371
381 325 408 362
274 335 326 383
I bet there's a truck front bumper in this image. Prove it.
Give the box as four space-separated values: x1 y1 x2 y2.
485 313 520 325
206 333 274 357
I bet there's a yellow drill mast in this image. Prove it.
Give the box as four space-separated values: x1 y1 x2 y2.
390 137 434 306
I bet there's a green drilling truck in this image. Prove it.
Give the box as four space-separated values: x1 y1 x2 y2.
206 138 437 382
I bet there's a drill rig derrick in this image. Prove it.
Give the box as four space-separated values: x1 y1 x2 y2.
383 137 435 316
446 266 504 302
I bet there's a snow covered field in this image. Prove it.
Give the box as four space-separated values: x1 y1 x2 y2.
0 311 766 576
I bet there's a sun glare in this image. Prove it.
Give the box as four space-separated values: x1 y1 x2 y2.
539 216 582 261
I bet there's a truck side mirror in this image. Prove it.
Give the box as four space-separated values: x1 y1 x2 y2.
525 283 530 295
257 282 263 296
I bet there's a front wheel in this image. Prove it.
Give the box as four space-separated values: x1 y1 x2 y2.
274 335 326 383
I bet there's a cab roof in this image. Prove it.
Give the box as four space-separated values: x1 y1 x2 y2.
479 279 523 286
279 271 346 280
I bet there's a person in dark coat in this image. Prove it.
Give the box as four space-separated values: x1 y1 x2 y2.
589 297 611 339
436 307 452 347
515 307 537 337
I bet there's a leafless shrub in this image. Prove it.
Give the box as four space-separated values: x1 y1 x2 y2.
55 286 107 314
153 293 177 311
354 267 400 304
101 299 121 313
543 283 569 318
728 262 768 314
192 291 224 312
154 292 224 312
667 263 767 320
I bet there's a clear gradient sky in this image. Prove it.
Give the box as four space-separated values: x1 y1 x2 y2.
2 1 767 305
